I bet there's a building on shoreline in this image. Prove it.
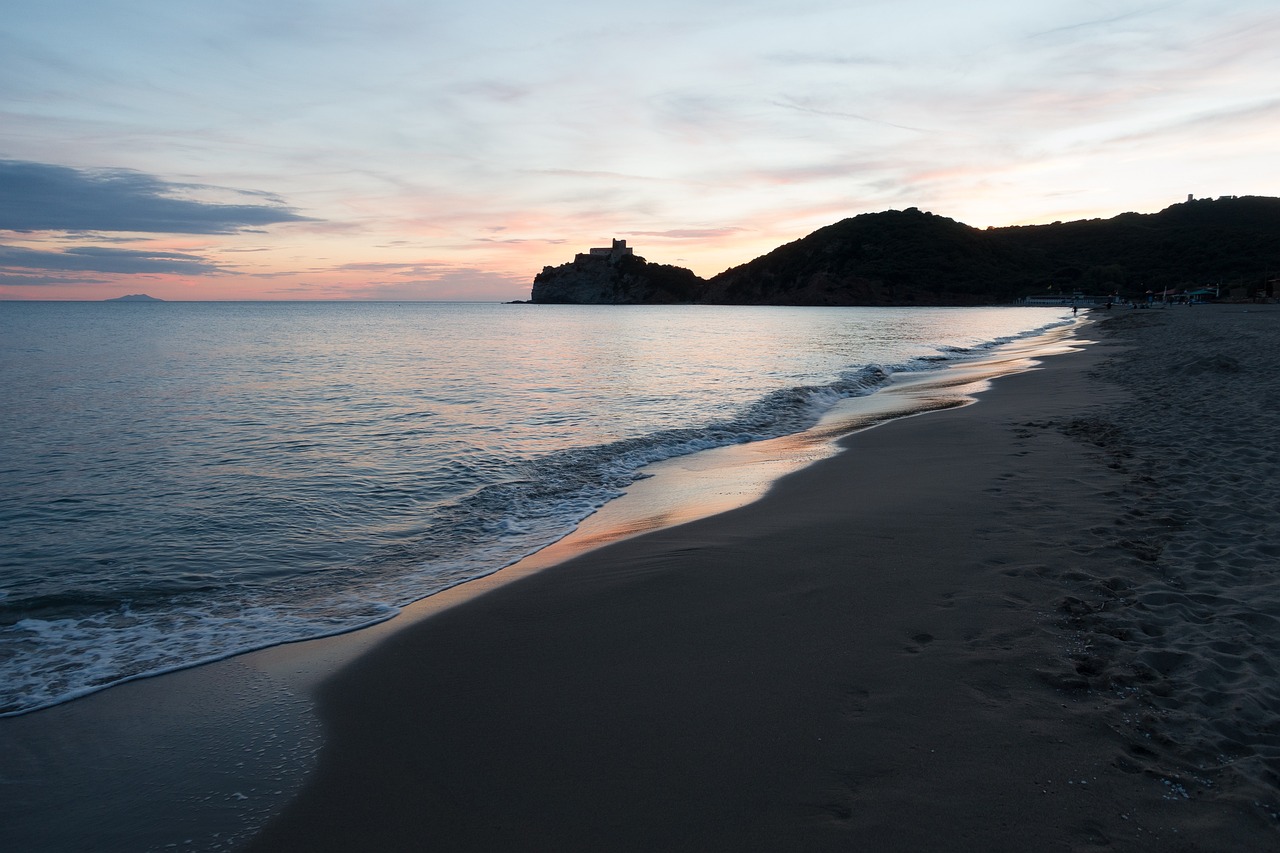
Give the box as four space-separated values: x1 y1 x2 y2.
1021 293 1115 307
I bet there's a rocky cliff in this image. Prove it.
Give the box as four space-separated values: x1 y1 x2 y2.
530 251 703 304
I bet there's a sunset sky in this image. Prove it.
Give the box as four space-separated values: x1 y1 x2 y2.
2 0 1277 301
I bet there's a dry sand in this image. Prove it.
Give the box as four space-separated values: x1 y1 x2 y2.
5 306 1278 852
243 305 1280 852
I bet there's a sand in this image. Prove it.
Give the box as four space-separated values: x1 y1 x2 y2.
242 305 1280 852
4 306 1278 852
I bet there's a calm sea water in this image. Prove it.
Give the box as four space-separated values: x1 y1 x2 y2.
0 302 1069 715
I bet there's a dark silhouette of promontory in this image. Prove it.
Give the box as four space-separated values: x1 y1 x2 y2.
531 239 703 304
104 294 164 302
529 196 1280 305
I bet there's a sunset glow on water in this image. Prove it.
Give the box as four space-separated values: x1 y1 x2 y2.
0 301 1070 714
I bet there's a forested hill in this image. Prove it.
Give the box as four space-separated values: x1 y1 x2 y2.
527 196 1280 305
701 195 1280 305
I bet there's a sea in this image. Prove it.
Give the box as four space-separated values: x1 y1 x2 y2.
0 301 1071 716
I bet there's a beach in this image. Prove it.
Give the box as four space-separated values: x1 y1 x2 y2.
239 305 1279 851
4 305 1278 852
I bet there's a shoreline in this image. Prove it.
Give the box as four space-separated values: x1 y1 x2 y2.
0 318 1083 852
247 305 1279 851
354 318 1085 639
248 318 1126 852
0 306 1075 717
8 307 1279 850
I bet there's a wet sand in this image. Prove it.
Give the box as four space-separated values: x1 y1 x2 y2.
245 305 1280 852
1 323 1067 853
6 307 1278 852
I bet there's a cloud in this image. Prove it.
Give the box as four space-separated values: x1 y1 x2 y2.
329 260 457 276
0 160 314 234
0 271 111 288
1027 6 1171 41
768 98 933 134
472 236 568 246
624 228 748 239
0 243 221 275
533 168 669 183
764 51 899 69
1107 95 1280 146
283 267 527 301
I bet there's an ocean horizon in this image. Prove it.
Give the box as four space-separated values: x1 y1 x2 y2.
0 301 1071 716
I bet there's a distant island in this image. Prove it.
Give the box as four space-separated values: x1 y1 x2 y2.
105 294 164 302
529 195 1280 306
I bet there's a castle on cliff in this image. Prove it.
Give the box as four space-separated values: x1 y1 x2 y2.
574 239 634 263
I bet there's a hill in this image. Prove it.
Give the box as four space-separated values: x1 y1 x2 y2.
703 207 1030 305
704 196 1280 305
529 196 1280 305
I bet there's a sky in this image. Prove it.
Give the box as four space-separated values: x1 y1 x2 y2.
1 0 1277 301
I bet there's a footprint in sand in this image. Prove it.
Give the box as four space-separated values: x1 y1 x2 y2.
904 632 935 653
